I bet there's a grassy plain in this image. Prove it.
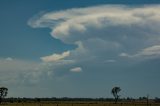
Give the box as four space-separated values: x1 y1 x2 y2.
0 102 160 106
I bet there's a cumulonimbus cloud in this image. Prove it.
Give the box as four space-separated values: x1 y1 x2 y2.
1 4 160 87
29 5 160 63
29 5 160 41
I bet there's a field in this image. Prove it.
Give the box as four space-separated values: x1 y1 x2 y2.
0 102 160 106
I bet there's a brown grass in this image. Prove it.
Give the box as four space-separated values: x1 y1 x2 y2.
0 101 160 106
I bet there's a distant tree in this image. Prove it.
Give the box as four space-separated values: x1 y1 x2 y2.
155 97 160 103
36 98 41 102
0 87 8 104
111 87 121 104
147 94 149 106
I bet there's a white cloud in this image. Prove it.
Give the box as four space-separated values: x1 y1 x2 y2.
29 5 160 42
41 51 70 62
70 67 82 72
120 45 160 59
29 5 160 64
119 53 130 57
139 45 160 56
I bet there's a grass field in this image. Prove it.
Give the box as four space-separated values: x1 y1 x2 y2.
0 102 160 106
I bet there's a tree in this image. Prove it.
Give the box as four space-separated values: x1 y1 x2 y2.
111 87 121 104
0 87 8 104
146 94 149 106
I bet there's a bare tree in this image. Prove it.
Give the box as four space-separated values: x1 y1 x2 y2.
0 87 8 104
111 87 121 104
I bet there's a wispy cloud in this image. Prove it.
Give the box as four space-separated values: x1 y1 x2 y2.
104 60 116 63
139 45 160 56
0 58 46 85
120 45 160 59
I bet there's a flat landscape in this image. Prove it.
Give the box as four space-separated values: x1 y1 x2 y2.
0 102 160 106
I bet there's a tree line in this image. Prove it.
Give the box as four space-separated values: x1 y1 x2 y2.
1 86 160 104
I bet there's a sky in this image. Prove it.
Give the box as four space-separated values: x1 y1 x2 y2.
0 0 160 98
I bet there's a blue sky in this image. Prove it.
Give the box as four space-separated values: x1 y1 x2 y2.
0 0 160 98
